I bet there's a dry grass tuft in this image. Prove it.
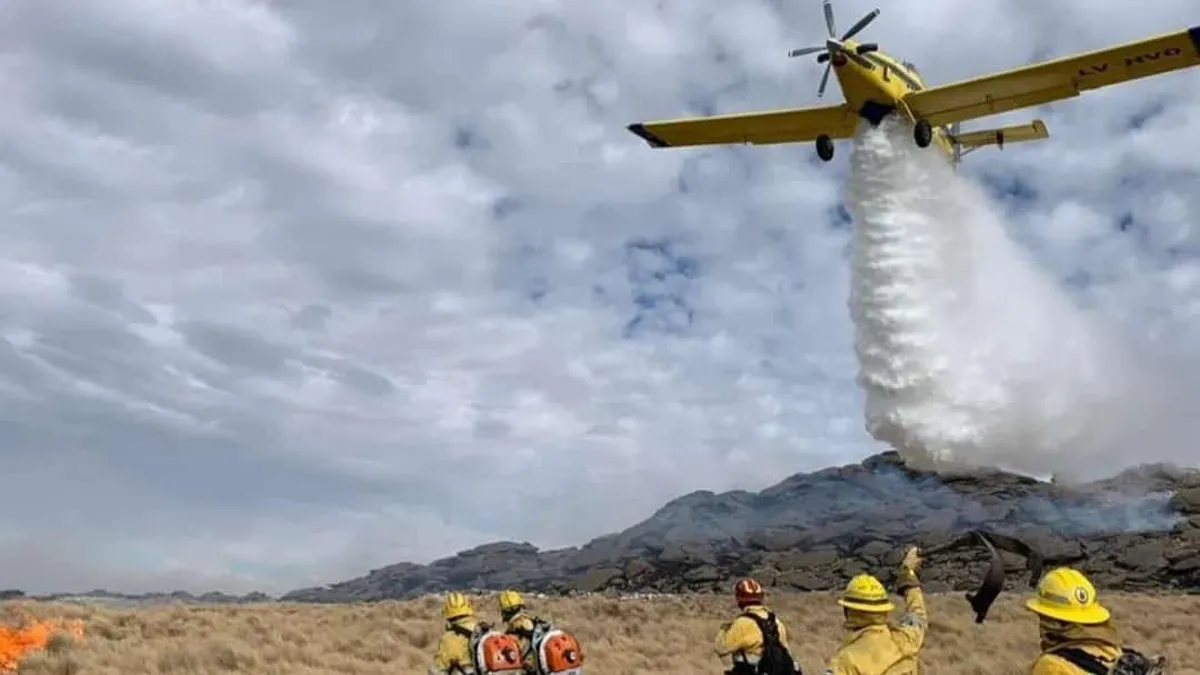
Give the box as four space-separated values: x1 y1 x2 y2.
3 592 1198 675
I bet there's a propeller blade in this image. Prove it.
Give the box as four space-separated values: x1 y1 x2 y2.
788 45 826 57
817 63 832 98
841 9 879 41
822 0 836 38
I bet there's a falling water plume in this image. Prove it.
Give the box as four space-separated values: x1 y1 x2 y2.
844 116 1200 482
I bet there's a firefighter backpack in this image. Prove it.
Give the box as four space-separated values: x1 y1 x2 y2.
530 619 585 675
453 623 525 674
742 611 798 675
1052 646 1166 675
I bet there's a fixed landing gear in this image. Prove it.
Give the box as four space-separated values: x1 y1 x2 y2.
816 134 834 161
913 118 932 148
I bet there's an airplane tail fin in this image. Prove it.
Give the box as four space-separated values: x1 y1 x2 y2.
949 120 1049 165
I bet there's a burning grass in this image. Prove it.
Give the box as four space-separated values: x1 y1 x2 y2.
4 591 1199 674
0 606 84 673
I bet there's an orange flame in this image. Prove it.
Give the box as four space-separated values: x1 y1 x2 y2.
0 612 85 671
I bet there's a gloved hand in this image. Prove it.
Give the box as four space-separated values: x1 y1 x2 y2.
896 545 921 591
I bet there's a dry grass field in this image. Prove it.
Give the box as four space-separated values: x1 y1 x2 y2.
3 591 1199 675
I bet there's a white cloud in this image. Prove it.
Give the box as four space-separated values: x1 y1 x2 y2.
0 0 1196 593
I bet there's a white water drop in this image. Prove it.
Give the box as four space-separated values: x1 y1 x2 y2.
845 116 1200 481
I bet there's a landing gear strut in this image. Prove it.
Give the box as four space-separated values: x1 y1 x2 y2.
816 134 834 161
913 119 932 148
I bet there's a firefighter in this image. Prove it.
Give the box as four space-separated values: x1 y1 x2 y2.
1024 567 1128 675
429 591 484 675
823 546 927 675
499 589 544 673
714 577 799 674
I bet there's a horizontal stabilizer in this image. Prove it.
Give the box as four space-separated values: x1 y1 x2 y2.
951 120 1049 149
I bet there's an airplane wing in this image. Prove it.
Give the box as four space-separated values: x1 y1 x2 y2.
904 26 1200 127
952 120 1049 149
627 103 859 148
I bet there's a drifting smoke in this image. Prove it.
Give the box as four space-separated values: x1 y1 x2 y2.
845 117 1200 482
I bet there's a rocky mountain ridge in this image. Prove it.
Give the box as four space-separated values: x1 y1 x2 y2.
0 588 270 605
282 452 1200 602
7 452 1197 605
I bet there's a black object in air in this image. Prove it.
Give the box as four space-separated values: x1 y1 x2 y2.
923 529 1049 623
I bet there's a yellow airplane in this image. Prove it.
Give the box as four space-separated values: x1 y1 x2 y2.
626 0 1200 166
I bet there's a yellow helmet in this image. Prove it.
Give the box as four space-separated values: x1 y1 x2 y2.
1025 567 1110 625
837 573 895 613
443 591 474 620
498 589 524 613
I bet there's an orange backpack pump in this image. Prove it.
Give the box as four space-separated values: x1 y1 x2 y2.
450 623 525 674
531 620 585 675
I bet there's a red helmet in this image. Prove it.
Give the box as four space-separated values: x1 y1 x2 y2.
735 578 765 607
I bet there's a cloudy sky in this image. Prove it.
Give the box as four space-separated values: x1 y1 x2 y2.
0 0 1196 594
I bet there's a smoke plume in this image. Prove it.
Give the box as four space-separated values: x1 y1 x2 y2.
845 117 1200 482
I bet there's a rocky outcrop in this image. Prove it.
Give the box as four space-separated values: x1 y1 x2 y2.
282 452 1200 602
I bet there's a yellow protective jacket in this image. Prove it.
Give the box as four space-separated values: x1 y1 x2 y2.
1031 621 1123 675
714 604 794 669
431 615 481 675
504 611 542 672
825 584 928 675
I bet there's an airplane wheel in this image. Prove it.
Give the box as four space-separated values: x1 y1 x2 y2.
816 134 834 161
913 119 932 148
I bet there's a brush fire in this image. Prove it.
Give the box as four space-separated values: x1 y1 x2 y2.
0 610 84 671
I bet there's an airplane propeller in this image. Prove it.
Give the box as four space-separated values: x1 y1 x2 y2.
787 0 881 97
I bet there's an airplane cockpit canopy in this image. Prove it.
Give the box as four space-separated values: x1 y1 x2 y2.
901 60 920 74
